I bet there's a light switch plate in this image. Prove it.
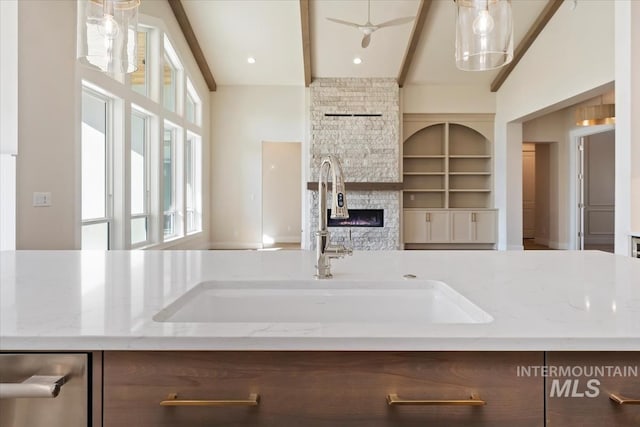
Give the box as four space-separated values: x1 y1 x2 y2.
33 192 52 207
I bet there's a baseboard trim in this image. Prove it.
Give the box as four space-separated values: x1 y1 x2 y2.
270 236 302 244
548 240 570 250
209 242 262 250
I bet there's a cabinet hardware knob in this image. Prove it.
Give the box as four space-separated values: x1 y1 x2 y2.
161 393 260 407
387 393 485 406
610 393 640 405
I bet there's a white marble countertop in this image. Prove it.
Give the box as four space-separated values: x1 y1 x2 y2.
1 250 639 351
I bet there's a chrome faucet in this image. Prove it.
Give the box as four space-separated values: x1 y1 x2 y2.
315 155 352 279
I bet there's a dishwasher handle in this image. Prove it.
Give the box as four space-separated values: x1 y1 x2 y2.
0 375 66 399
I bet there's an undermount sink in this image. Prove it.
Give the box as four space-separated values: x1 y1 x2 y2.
153 279 493 324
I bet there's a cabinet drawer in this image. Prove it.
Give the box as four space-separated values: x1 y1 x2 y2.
103 351 543 427
546 352 640 426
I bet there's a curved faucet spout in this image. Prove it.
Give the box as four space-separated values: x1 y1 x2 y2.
315 155 351 279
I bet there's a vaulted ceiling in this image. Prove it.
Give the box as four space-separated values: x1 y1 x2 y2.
176 0 562 91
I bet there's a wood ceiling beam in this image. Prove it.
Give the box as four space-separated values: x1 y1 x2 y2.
300 0 312 87
397 0 433 88
490 0 563 93
167 0 217 92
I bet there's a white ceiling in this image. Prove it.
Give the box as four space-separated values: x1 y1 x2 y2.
180 0 304 86
312 0 420 79
407 0 548 86
181 0 552 88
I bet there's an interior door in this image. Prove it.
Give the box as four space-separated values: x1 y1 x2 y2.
583 131 615 251
261 142 302 248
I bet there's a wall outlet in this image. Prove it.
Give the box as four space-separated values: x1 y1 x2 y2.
32 192 52 207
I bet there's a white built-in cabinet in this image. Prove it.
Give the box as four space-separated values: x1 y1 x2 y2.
402 114 496 248
450 210 497 243
404 209 497 244
403 210 450 243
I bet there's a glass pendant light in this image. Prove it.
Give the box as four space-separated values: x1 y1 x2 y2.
77 0 140 74
455 0 513 71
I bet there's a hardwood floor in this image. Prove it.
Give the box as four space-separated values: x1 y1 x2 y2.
523 239 614 253
259 242 301 251
523 239 552 250
584 243 614 253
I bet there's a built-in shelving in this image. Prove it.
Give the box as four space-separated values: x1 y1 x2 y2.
401 115 497 249
402 119 493 209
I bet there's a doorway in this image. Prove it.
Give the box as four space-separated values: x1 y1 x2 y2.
578 130 615 252
522 142 553 250
261 142 302 249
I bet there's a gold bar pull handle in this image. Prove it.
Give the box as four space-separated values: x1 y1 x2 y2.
387 393 485 406
425 212 431 222
610 393 640 405
161 392 260 407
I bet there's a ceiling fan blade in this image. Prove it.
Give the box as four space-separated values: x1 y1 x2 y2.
375 16 414 29
326 17 361 28
361 34 371 48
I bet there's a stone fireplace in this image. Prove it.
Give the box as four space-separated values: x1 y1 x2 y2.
308 78 400 250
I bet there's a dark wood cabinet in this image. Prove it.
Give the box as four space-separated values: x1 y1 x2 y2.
102 351 543 427
546 352 640 426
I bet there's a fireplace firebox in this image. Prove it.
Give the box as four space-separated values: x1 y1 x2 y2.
327 209 384 227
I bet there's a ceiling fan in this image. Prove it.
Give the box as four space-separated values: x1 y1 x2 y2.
326 0 415 48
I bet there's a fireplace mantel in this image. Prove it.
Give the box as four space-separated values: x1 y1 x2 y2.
306 182 403 191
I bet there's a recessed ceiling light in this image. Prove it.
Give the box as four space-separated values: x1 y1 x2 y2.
353 57 362 65
247 57 256 64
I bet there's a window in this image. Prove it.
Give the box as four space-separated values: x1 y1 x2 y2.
185 91 196 123
131 110 149 246
81 89 112 249
185 133 201 233
79 22 203 249
163 124 177 238
162 37 181 113
131 30 149 96
186 78 200 124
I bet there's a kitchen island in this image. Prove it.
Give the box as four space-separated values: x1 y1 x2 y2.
1 249 639 351
2 250 639 426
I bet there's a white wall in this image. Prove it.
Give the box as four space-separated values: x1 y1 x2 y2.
615 0 640 254
402 85 495 114
16 0 78 249
210 86 305 248
495 0 615 250
633 2 640 236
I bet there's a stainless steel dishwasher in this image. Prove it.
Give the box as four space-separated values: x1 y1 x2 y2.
0 353 88 427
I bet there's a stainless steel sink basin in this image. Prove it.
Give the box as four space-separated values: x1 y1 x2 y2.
153 280 493 324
